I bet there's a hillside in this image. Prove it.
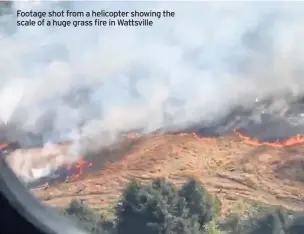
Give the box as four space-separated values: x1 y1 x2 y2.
20 132 304 216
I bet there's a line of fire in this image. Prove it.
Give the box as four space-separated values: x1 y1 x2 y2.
1 124 304 190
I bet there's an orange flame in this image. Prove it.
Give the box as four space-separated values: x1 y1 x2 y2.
177 130 304 148
63 129 304 182
233 129 304 148
66 159 92 182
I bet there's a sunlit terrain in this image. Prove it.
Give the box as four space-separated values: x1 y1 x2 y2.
3 128 304 217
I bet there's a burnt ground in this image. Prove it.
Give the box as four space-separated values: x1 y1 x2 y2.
26 133 304 217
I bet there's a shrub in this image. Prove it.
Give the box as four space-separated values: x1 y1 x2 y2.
64 199 114 234
233 207 292 234
206 220 222 234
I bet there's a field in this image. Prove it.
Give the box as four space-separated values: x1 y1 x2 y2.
19 132 304 217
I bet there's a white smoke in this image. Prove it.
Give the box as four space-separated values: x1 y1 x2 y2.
1 1 304 180
5 142 73 182
0 78 25 124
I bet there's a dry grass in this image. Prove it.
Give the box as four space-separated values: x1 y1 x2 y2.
25 133 304 216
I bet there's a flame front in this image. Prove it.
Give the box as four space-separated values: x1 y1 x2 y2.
176 130 304 148
54 129 304 183
233 129 304 148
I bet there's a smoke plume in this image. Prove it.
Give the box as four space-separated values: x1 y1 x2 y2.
1 1 304 181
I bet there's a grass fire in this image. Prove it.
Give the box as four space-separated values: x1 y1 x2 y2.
2 126 304 190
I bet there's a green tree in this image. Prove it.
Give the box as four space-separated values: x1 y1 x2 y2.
115 179 178 234
178 177 221 228
115 178 219 234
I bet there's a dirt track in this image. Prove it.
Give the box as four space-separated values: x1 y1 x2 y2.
28 133 304 216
